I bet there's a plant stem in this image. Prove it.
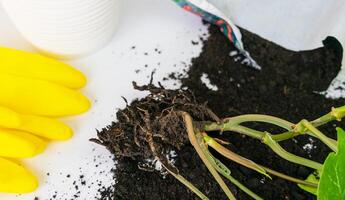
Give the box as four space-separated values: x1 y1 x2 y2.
204 106 345 143
263 133 323 170
203 134 269 178
163 165 209 200
261 167 318 187
299 120 337 152
206 153 263 200
311 111 337 127
182 112 236 200
223 114 294 130
205 121 323 170
271 131 298 141
207 135 319 187
223 174 263 200
204 123 265 139
273 105 345 142
229 125 265 140
312 105 345 126
272 128 336 143
203 114 295 141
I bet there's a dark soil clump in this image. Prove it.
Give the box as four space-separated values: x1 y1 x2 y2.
97 25 344 200
93 82 214 172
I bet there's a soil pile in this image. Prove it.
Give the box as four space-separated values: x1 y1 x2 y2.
97 25 344 200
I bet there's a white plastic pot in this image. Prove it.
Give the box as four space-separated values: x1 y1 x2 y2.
1 0 119 58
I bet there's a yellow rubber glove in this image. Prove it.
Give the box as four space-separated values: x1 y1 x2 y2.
0 106 72 140
0 47 91 194
0 73 90 116
0 158 38 194
0 47 86 89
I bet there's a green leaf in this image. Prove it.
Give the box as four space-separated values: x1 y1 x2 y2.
298 171 319 195
318 128 345 200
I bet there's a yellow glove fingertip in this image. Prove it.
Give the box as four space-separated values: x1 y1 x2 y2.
0 73 92 116
0 46 88 89
59 124 74 141
77 73 88 89
0 128 46 158
14 170 38 194
69 91 92 115
45 120 74 141
18 115 74 141
0 157 38 194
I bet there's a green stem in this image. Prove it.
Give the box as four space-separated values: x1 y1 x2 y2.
207 135 319 187
331 105 345 120
271 131 297 141
204 123 265 140
273 127 336 143
206 121 323 170
300 120 337 152
261 167 318 187
204 114 294 141
274 105 345 142
204 135 269 178
311 112 337 127
182 112 236 200
205 106 345 142
229 125 265 140
207 153 263 200
312 105 345 126
223 114 294 130
263 133 323 170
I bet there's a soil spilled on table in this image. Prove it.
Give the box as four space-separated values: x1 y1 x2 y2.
95 25 344 200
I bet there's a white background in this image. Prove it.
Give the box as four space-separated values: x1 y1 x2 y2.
0 0 344 199
0 1 208 199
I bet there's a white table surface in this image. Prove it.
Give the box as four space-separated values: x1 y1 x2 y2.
1 0 345 199
0 1 208 199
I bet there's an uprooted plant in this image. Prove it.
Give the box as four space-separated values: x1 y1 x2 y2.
93 82 345 200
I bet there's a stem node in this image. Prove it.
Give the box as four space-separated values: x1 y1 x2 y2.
331 107 345 121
